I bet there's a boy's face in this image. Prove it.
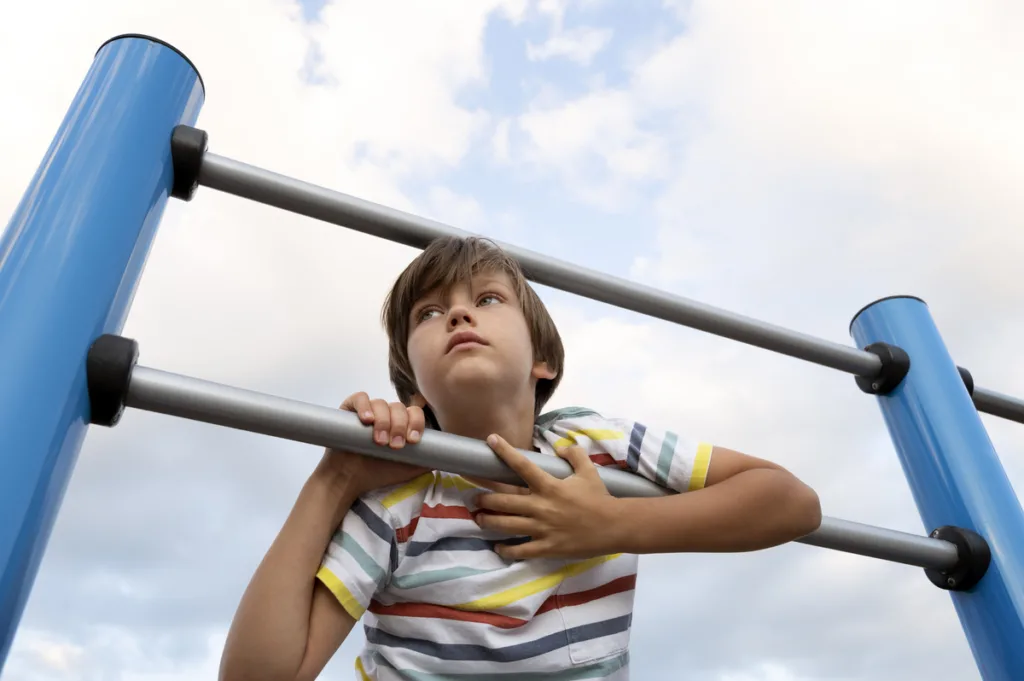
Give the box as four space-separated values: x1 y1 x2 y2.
406 269 554 417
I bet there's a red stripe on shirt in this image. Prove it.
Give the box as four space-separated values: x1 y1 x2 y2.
368 574 637 628
369 601 527 628
395 517 419 543
590 453 627 469
422 504 477 520
537 574 637 615
396 504 478 543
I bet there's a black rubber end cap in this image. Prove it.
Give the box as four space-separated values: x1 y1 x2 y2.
849 295 927 335
925 526 991 592
855 342 911 395
96 34 205 95
87 334 139 427
171 125 208 201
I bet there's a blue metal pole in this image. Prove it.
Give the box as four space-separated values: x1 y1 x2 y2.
851 296 1024 680
0 35 203 670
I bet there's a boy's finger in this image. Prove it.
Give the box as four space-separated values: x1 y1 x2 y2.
496 538 552 561
556 445 601 479
487 434 553 491
475 513 535 535
407 406 425 443
463 476 530 495
388 402 408 447
475 492 535 516
342 392 374 423
370 399 391 445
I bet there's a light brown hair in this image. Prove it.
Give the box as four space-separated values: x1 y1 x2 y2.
381 236 564 427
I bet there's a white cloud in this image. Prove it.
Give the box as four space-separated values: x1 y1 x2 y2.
424 186 486 231
527 25 613 65
4 631 84 677
515 88 671 208
533 0 571 21
523 0 614 70
305 0 528 178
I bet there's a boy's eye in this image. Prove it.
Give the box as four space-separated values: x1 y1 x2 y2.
478 294 501 306
418 308 442 322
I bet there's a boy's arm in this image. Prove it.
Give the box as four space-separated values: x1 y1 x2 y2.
609 446 822 554
475 436 821 559
219 462 360 681
220 394 428 681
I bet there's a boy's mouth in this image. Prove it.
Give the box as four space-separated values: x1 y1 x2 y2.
446 330 489 354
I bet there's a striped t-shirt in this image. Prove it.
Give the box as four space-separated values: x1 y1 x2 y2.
316 406 714 680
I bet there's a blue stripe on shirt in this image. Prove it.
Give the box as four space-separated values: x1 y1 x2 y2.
626 423 646 472
406 535 531 557
366 614 631 661
351 499 398 574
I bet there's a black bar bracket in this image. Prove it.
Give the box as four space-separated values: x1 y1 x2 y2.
171 125 208 201
86 334 139 427
957 365 975 396
925 526 991 591
855 342 910 395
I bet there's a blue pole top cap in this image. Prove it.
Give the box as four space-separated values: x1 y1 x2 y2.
849 295 926 335
96 34 205 95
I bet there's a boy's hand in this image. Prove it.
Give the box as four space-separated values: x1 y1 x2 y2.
473 434 622 560
317 392 430 496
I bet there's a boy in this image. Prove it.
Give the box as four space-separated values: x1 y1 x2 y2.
220 236 822 681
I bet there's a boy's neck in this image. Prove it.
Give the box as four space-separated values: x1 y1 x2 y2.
434 396 538 451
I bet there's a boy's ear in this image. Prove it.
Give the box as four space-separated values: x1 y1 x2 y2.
531 361 556 381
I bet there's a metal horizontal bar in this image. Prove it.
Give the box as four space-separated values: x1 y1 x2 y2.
799 516 956 570
196 153 1023 424
973 387 1024 425
198 153 883 378
124 364 960 572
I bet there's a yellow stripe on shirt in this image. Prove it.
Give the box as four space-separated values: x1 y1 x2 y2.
440 475 481 491
552 429 625 449
355 656 372 681
381 472 436 508
453 554 621 611
317 565 366 620
689 443 713 490
382 472 481 509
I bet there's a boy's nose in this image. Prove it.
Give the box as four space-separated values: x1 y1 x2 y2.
447 305 475 327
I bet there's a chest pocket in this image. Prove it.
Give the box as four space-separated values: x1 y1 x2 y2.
551 554 636 666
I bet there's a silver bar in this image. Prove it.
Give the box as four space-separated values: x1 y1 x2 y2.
127 366 669 499
198 153 883 378
973 387 1024 425
198 153 1023 423
799 516 956 570
124 364 960 572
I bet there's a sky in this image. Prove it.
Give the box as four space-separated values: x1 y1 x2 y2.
2 1 1024 679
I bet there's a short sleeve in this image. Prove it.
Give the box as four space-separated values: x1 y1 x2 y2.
316 496 399 621
609 417 713 493
537 407 714 493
